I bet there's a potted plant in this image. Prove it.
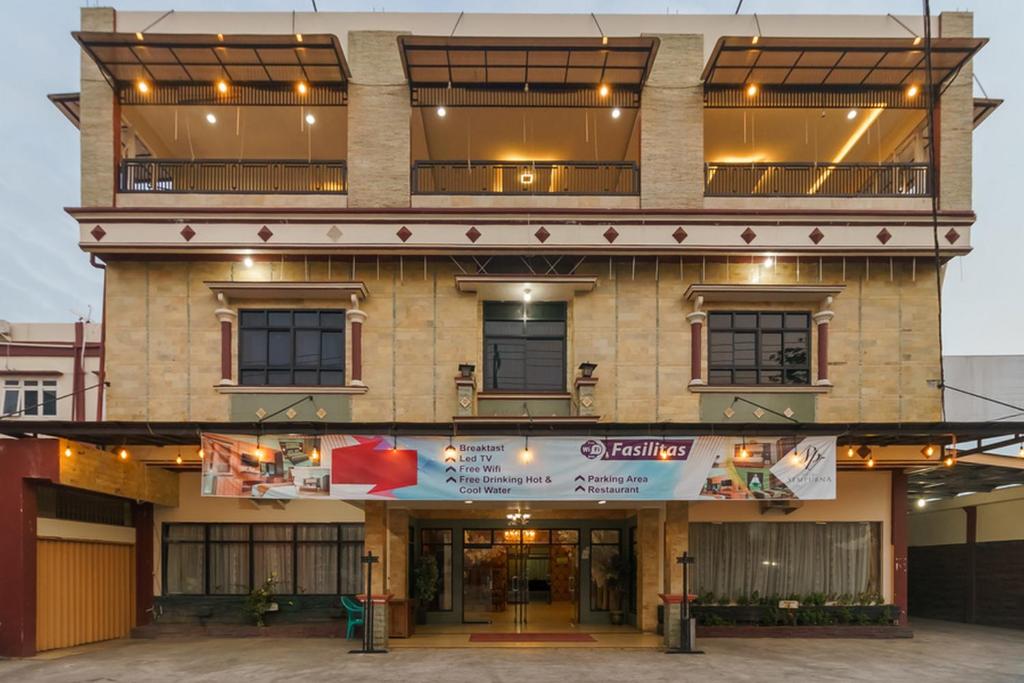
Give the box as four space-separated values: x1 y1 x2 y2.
413 554 440 625
602 553 631 625
244 573 281 627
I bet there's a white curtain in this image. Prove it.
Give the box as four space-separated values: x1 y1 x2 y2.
690 522 880 599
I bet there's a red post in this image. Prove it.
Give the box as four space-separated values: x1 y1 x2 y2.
813 305 834 387
347 304 367 387
0 439 60 658
220 319 232 383
134 503 155 627
891 469 909 626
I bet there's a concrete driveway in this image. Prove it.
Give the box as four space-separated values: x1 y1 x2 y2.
1 619 1022 682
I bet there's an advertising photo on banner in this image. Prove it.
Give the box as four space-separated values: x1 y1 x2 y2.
200 433 837 502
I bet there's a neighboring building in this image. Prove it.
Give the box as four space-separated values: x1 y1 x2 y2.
0 321 103 422
0 8 1017 657
908 355 1024 630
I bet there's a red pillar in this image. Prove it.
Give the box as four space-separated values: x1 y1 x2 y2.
0 439 60 658
220 319 232 383
347 306 367 386
134 503 155 627
686 310 706 386
891 469 909 626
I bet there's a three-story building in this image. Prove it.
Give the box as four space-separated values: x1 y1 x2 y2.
0 8 1013 656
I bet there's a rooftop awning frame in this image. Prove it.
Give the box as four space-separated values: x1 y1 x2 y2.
399 35 658 108
74 31 350 107
702 35 987 96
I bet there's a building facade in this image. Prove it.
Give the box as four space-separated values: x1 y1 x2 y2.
0 8 1009 656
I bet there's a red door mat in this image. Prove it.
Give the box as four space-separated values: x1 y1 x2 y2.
469 633 596 643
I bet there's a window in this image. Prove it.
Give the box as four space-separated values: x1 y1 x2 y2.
690 522 881 600
162 523 364 596
483 302 566 392
238 309 345 387
420 529 453 611
2 379 58 417
708 312 810 386
589 528 623 611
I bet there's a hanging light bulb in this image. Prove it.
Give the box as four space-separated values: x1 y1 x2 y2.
906 84 920 98
745 83 759 97
136 80 151 94
119 448 129 461
520 446 533 463
921 445 936 459
295 33 303 42
598 83 610 98
216 79 229 94
791 450 802 464
255 447 265 461
739 443 749 459
916 498 927 509
64 446 73 458
659 443 670 460
296 81 309 95
522 288 532 302
847 446 855 458
198 446 205 460
444 443 457 460
176 454 183 465
436 106 447 118
943 452 957 467
866 455 875 468
311 446 320 463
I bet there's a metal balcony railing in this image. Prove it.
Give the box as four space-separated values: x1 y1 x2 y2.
118 159 347 194
411 161 639 195
704 162 931 198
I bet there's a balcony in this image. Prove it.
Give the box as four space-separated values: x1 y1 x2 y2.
704 162 930 198
411 161 638 196
118 159 347 195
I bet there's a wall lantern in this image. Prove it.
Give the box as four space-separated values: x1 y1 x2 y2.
579 361 598 378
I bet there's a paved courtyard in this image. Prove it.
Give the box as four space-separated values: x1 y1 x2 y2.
1 619 1022 682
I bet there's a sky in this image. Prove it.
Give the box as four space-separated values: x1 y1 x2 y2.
0 0 1019 355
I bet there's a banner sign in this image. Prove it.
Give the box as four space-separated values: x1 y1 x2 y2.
201 433 836 502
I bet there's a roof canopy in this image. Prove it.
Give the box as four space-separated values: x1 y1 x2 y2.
702 36 987 88
73 31 350 85
398 35 659 89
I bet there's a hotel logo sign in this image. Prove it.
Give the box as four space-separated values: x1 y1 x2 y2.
580 438 693 461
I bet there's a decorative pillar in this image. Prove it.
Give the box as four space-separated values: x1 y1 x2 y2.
214 294 236 385
455 363 476 417
686 296 706 386
637 509 660 633
574 362 599 417
134 502 154 627
891 469 908 626
813 296 834 387
347 294 367 387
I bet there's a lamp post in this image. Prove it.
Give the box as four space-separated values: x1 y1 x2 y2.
350 551 387 654
666 551 703 655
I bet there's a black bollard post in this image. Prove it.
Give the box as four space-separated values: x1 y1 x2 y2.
666 551 703 655
349 551 387 654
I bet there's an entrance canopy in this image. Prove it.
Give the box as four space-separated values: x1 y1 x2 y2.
73 31 350 86
701 36 987 88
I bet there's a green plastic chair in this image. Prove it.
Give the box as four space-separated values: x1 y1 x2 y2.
341 595 365 640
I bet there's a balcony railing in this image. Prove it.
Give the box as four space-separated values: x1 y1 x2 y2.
704 162 930 198
118 159 347 194
411 161 639 196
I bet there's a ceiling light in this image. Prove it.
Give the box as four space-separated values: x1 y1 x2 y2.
243 256 254 268
119 448 129 461
921 445 936 458
913 36 922 46
866 455 875 468
198 447 205 460
1018 443 1024 458
217 33 224 41
763 256 774 268
943 453 957 467
602 35 609 46
745 83 759 97
436 106 447 118
135 32 144 41
598 84 610 98
906 84 920 98
216 80 229 94
597 500 607 505
176 454 183 465
611 107 621 119
916 498 926 508
255 447 265 461
464 500 474 504
520 447 533 463
659 444 670 460
296 81 308 95
205 113 217 124
305 113 316 125
847 109 858 120
520 171 534 185
752 36 759 45
522 288 532 302
847 446 855 458
136 80 150 94
64 446 72 458
295 33 303 42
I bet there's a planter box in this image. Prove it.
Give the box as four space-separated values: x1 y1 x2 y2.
692 604 898 626
697 625 913 639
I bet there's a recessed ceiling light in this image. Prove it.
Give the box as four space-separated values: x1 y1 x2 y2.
205 112 217 124
916 498 927 508
464 500 473 504
847 109 858 120
611 107 621 119
597 500 607 505
763 256 774 267
243 256 254 268
436 106 447 118
305 113 316 125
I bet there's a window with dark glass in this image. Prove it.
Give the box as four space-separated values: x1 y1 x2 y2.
238 309 345 386
483 302 566 392
708 312 810 386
